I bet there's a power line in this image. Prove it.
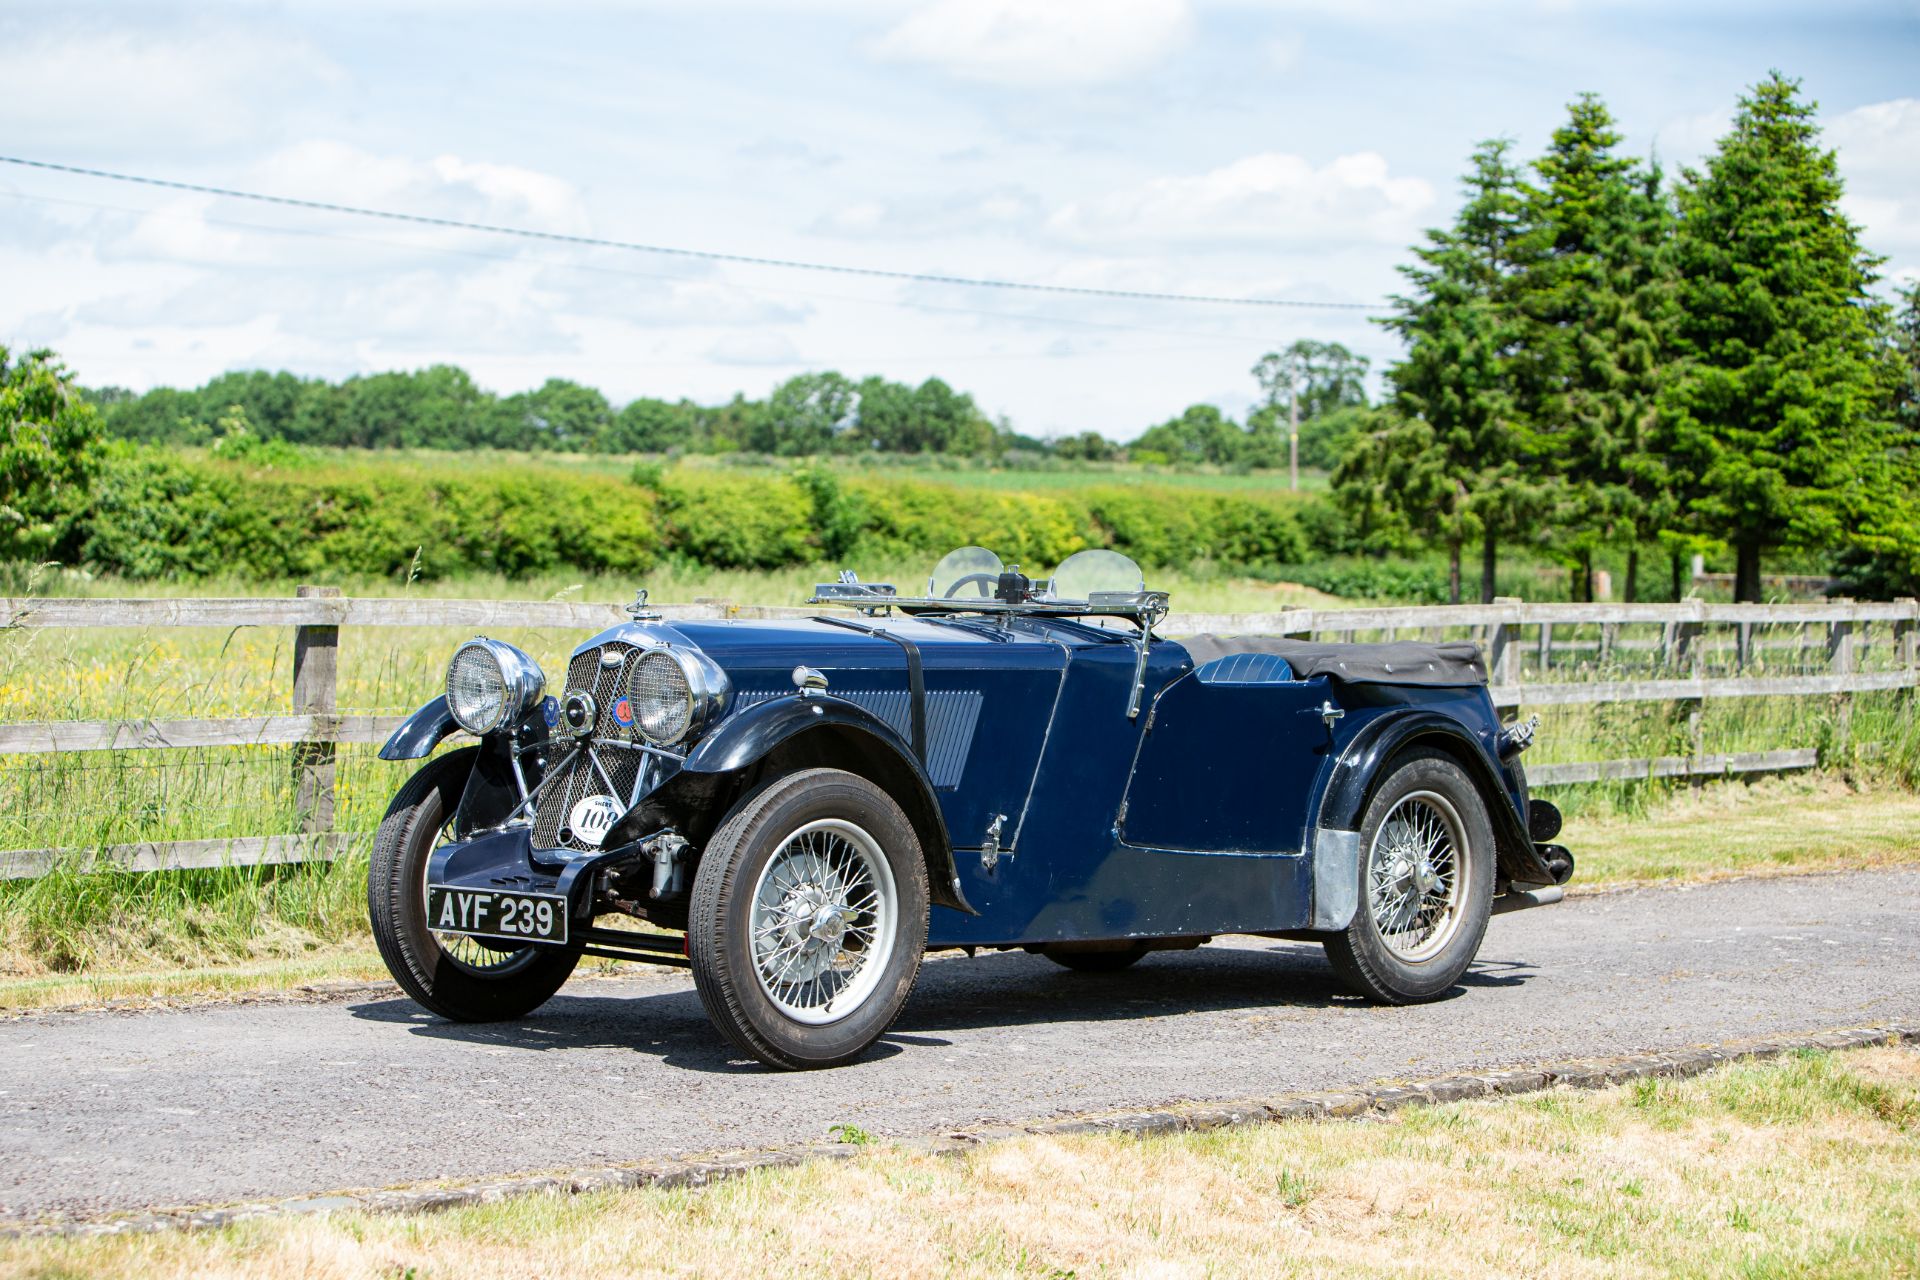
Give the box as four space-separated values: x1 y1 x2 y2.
0 188 1353 350
0 154 1379 313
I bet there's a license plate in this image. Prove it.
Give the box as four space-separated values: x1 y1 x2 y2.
426 886 569 946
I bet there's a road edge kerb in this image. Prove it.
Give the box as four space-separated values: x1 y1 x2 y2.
8 1020 1913 1239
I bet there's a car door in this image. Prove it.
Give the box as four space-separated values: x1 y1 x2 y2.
1118 653 1335 854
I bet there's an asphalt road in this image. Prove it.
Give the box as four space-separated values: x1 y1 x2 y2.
4 868 1917 1222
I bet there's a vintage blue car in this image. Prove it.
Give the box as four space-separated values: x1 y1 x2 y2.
370 547 1573 1069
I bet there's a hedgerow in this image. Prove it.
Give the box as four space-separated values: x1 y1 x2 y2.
73 446 1322 582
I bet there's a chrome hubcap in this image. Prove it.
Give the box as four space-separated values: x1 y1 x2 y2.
749 818 897 1026
1367 791 1468 963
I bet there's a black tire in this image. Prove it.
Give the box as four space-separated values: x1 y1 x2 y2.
1323 748 1494 1005
368 748 578 1022
688 768 929 1070
1043 943 1151 974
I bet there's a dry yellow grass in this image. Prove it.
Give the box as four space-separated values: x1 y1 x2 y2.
4 1045 1914 1278
1562 775 1920 887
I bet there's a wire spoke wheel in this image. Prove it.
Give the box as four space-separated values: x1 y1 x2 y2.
747 818 899 1026
1365 790 1468 963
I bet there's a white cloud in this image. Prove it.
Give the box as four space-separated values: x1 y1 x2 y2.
1049 150 1435 248
1265 34 1305 72
814 186 1043 239
1649 108 1733 171
869 0 1191 87
250 140 591 235
0 23 344 152
1832 98 1920 181
1829 98 1920 266
707 331 804 366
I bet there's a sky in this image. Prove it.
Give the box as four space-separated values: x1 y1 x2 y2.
2 0 1917 440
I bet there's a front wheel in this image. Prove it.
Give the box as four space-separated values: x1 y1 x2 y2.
1323 748 1494 1005
688 768 929 1070
368 748 579 1022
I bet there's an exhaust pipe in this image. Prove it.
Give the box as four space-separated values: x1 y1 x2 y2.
1492 884 1564 915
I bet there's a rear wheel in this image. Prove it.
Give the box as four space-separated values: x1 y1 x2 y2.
368 748 578 1021
689 768 929 1070
1323 749 1493 1004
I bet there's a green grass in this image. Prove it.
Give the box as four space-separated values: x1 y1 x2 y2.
6 1046 1915 1277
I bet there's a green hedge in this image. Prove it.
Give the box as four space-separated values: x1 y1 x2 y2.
74 447 1319 581
83 448 661 580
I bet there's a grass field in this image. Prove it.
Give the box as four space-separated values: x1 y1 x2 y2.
415 446 1337 494
5 1044 1913 1277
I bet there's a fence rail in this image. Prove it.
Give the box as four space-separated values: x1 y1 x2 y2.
1 591 1913 879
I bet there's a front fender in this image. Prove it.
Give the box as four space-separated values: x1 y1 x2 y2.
1317 708 1560 888
380 695 459 761
682 692 920 777
606 693 970 913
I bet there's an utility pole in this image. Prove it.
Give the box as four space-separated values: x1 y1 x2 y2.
1288 376 1299 493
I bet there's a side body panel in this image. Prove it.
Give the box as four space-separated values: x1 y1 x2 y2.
928 644 1520 947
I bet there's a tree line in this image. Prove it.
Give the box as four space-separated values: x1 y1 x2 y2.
1332 73 1918 604
86 346 1382 467
87 366 1045 458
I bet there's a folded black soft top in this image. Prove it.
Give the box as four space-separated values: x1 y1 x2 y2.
1175 635 1488 687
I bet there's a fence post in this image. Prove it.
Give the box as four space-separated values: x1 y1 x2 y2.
1826 602 1855 764
1896 600 1918 676
1536 621 1554 673
1489 597 1520 724
1664 605 1706 764
292 585 342 836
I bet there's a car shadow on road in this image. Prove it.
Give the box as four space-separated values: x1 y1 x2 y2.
348 942 1536 1073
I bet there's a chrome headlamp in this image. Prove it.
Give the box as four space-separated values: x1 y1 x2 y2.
445 639 545 735
626 646 730 747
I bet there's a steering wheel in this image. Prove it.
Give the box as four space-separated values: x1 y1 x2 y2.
941 572 999 599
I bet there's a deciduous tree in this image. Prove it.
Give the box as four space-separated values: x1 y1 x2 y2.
0 346 104 561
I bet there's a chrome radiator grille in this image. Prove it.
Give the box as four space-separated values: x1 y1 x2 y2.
532 642 645 853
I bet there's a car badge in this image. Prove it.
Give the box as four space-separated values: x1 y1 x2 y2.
611 697 634 727
567 794 622 848
600 649 624 669
541 695 559 728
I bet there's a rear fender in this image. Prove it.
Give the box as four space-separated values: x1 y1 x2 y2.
607 694 971 913
1316 708 1561 889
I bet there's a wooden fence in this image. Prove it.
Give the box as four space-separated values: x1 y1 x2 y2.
0 592 1913 879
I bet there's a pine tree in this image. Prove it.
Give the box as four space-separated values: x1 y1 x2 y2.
1367 139 1546 602
1661 72 1898 602
1519 94 1676 601
1829 280 1920 597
